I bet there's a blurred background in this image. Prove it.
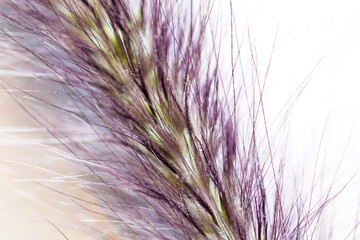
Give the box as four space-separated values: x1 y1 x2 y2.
1 0 360 239
0 44 96 238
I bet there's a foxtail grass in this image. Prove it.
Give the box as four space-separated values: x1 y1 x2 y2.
0 0 351 239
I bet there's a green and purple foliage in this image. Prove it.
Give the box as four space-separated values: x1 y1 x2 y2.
0 0 345 239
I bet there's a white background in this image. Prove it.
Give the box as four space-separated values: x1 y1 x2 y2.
228 0 360 238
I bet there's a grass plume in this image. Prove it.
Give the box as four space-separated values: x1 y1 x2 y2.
0 0 347 239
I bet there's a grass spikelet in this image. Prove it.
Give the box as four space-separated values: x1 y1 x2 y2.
0 0 349 239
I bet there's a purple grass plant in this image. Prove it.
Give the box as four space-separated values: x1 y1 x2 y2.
0 0 343 239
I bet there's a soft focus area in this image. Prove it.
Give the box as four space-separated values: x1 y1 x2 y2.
0 64 89 238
